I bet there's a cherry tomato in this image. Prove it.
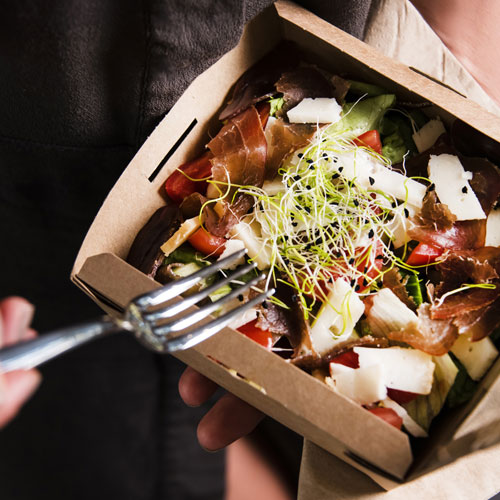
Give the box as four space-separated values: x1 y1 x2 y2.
188 227 226 256
406 242 444 266
330 350 359 369
237 319 273 350
387 388 419 405
164 152 213 204
367 407 403 430
256 101 271 128
354 130 383 155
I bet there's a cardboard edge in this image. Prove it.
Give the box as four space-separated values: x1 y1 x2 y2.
74 253 413 479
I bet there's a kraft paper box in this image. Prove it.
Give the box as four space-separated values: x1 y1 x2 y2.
71 0 500 489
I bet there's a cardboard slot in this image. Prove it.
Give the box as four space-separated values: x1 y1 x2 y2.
148 118 198 182
408 66 467 99
72 1 500 488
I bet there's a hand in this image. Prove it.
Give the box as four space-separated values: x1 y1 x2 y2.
178 366 264 451
0 297 41 428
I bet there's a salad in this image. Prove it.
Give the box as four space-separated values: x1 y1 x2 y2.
127 43 500 437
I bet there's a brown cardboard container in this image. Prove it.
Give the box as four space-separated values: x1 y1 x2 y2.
71 1 500 489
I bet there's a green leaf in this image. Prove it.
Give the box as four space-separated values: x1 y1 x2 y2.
382 131 407 164
339 94 396 136
269 96 284 117
347 80 387 97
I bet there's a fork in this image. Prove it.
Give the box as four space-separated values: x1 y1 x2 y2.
0 249 274 373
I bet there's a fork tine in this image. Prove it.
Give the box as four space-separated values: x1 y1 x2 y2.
165 288 275 352
142 261 258 324
132 248 247 309
152 273 265 335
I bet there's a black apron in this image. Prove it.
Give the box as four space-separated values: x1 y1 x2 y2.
0 1 372 498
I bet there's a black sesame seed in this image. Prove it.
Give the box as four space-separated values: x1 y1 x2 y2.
369 176 375 186
333 158 338 163
293 175 301 181
297 153 303 158
350 279 356 287
304 206 311 213
462 186 468 194
262 301 268 309
376 255 384 260
349 258 355 265
338 166 344 172
363 278 368 287
428 183 435 192
291 222 298 227
306 159 313 164
353 200 359 207
237 294 244 302
355 284 361 292
332 173 340 180
368 229 374 238
404 208 409 218
322 153 328 159
306 185 312 189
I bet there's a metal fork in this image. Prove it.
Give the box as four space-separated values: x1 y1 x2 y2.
0 249 274 373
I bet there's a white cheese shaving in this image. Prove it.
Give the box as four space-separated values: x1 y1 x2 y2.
354 346 435 395
428 154 486 221
287 98 342 124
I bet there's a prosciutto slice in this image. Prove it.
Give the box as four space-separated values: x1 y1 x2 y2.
219 41 300 121
388 304 458 356
291 336 389 371
265 119 315 179
276 65 334 114
205 105 267 236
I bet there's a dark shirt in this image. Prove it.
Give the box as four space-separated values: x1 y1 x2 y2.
0 1 371 498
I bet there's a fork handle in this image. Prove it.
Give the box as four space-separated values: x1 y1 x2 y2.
0 316 122 373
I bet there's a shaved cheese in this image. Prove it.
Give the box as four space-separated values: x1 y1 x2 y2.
354 346 435 394
382 398 428 437
333 149 426 209
428 154 486 220
217 239 246 269
451 333 498 381
386 203 416 248
229 217 271 270
160 217 200 257
287 98 342 124
485 209 500 246
262 177 286 196
310 279 364 354
366 288 418 337
412 119 446 153
327 364 387 405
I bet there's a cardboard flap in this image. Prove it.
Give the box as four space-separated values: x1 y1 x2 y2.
75 252 412 479
71 0 500 489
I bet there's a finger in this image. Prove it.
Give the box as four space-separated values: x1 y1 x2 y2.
0 297 35 346
178 366 218 407
0 369 41 429
197 392 264 451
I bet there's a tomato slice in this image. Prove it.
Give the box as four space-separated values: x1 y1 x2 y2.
330 350 359 369
164 152 213 204
188 227 226 256
237 319 273 350
353 130 383 155
406 242 444 266
387 388 418 405
367 407 403 430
